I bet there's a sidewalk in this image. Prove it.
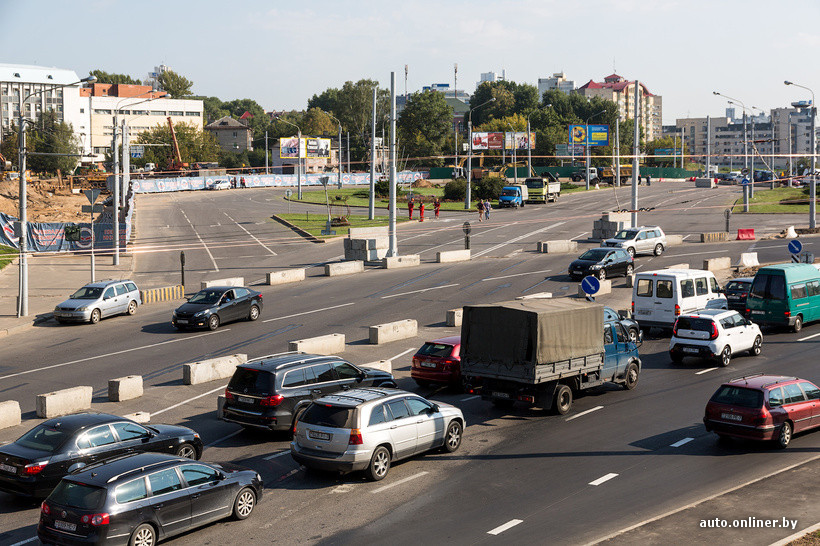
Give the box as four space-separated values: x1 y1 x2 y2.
0 252 135 337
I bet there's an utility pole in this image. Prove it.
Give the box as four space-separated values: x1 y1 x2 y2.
297 128 302 199
346 132 350 175
112 123 120 265
454 63 458 169
17 93 28 317
631 80 640 228
673 133 677 169
388 72 398 257
369 86 377 220
788 120 793 186
265 131 269 174
706 116 711 177
681 126 686 169
615 116 620 187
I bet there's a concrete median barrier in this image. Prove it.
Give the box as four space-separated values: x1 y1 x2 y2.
266 269 306 285
695 178 716 188
437 249 471 263
736 252 760 268
124 412 150 424
369 319 418 345
362 360 392 374
289 334 346 355
382 255 420 269
348 226 388 238
0 401 21 430
446 308 462 327
325 261 364 276
538 240 578 254
36 386 92 419
703 257 732 271
665 263 689 270
700 232 728 243
201 277 244 289
140 285 184 304
666 234 684 246
183 354 248 385
577 279 611 297
108 375 143 402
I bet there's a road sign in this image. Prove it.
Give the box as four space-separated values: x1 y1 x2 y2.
81 204 104 214
285 189 293 198
84 189 101 204
581 275 601 296
462 222 472 235
788 239 803 255
130 145 144 158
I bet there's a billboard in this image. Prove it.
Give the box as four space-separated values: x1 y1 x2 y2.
471 132 505 150
504 132 536 150
280 137 332 158
569 124 610 146
555 143 586 156
305 138 331 158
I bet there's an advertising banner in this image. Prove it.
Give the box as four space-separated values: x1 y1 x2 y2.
279 136 306 158
0 212 127 252
569 124 610 146
305 138 331 158
555 143 586 156
504 132 536 150
487 132 504 150
471 132 489 150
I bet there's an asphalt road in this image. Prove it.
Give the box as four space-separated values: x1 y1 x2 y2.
1 180 818 545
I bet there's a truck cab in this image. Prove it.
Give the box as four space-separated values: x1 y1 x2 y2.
571 167 599 183
499 185 526 208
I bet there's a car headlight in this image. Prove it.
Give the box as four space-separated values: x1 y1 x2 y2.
76 305 89 311
194 310 209 318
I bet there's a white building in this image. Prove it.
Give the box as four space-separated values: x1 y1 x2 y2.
538 72 575 97
476 70 505 89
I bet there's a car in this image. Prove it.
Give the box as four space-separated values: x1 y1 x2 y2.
209 179 231 190
669 309 762 367
723 277 753 313
0 413 203 499
632 269 727 330
172 286 262 330
703 374 820 448
410 336 462 388
290 387 464 481
54 280 142 324
37 452 262 545
221 353 397 433
568 248 634 280
602 226 667 258
603 306 641 343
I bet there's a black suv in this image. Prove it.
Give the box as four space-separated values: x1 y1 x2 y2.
221 353 397 432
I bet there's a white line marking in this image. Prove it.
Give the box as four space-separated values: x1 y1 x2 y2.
381 283 459 299
671 249 736 258
670 437 694 448
487 519 524 535
682 234 691 240
206 429 243 448
571 232 589 241
264 451 291 460
262 302 356 323
0 330 228 381
181 210 219 271
565 405 604 422
388 347 416 361
224 212 277 255
460 395 480 402
371 471 428 493
472 221 566 258
152 384 228 417
482 269 552 281
9 538 37 546
695 367 718 375
798 332 820 341
589 473 619 486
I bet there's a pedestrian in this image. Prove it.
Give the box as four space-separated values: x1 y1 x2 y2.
484 199 491 221
434 198 441 219
419 201 425 222
240 176 246 188
645 174 651 186
408 198 414 220
477 199 485 222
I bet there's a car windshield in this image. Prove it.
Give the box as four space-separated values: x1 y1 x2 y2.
70 286 102 300
16 423 72 453
579 249 609 261
48 481 106 510
188 290 224 304
227 368 275 396
613 230 638 240
501 189 517 196
710 385 764 408
301 404 354 428
416 343 454 358
725 281 751 292
525 179 544 188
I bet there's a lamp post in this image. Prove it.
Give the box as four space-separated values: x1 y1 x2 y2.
785 80 817 229
713 91 749 183
465 97 496 209
17 74 96 318
728 100 756 198
527 104 551 177
506 121 518 185
321 109 343 190
276 117 302 199
585 110 606 190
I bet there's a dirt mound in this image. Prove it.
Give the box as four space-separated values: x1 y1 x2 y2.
0 179 88 222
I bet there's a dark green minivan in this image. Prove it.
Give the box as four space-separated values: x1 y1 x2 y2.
747 263 820 332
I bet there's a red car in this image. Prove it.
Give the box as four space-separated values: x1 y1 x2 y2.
703 374 820 448
411 336 462 387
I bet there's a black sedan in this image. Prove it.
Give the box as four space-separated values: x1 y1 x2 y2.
568 248 633 280
724 277 753 313
172 286 263 330
0 413 202 498
38 452 262 546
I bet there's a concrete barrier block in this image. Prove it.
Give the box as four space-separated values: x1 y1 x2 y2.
578 279 611 297
343 238 353 251
626 274 635 288
289 334 346 355
266 269 306 285
325 261 365 276
665 263 689 270
183 354 248 385
736 252 760 268
446 308 462 327
515 292 553 300
666 234 684 246
542 240 578 254
361 360 392 374
695 178 716 188
382 255 420 269
36 386 93 419
703 257 732 271
437 249 471 263
124 411 150 424
201 277 244 289
0 400 21 430
700 232 728 243
366 237 389 250
108 375 143 402
604 212 631 223
369 319 418 344
216 395 226 420
349 226 388 238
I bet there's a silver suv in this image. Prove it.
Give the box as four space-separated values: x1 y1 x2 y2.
290 388 464 481
603 226 666 257
54 279 142 324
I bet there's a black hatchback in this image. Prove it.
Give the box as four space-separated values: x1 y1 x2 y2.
568 248 633 280
38 452 262 545
0 413 202 499
723 277 753 313
172 286 263 330
221 353 397 433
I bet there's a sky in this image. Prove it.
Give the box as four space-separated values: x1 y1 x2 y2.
3 0 819 125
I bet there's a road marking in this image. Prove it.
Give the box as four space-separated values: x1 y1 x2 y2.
472 221 566 258
152 384 228 417
695 367 718 375
264 451 291 460
224 212 277 255
262 302 356 323
798 332 820 341
9 538 37 546
460 395 480 402
181 209 219 271
482 269 552 281
371 471 429 493
571 232 589 240
381 283 459 299
589 473 619 486
419 224 512 254
0 330 228 382
670 437 694 448
206 429 243 448
670 249 735 258
565 405 604 422
682 234 691 240
487 519 524 535
388 347 416 361
277 468 300 482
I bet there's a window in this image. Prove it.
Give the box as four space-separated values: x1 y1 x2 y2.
415 343 454 357
695 277 709 296
405 397 434 416
227 368 274 396
678 279 695 298
169 111 183 116
807 281 820 297
150 111 166 116
750 273 786 300
636 279 653 297
77 425 115 449
799 382 820 401
49 481 105 511
16 424 71 453
232 131 238 138
614 322 628 342
312 363 335 383
185 111 200 116
768 387 784 408
656 280 673 298
719 317 734 330
180 464 221 487
710 386 763 408
783 383 806 404
116 478 148 503
604 325 614 344
386 400 410 420
112 422 148 441
369 404 388 426
791 284 808 300
103 287 115 299
300 404 354 428
93 109 112 114
115 284 128 296
80 108 84 113
730 314 748 327
125 282 137 292
333 362 359 379
710 277 720 294
234 287 249 298
149 468 183 496
282 368 306 388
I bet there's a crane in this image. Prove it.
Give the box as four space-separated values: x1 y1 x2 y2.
166 117 189 171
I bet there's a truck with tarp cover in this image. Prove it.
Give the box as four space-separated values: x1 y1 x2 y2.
461 298 641 414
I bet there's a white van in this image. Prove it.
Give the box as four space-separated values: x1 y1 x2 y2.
632 269 727 329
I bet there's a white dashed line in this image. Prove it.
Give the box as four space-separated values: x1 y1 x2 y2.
264 451 291 460
487 519 524 535
482 269 552 281
460 395 480 402
472 221 566 258
9 538 37 546
798 332 820 341
565 405 604 422
589 473 619 486
371 471 428 493
388 347 416 361
670 437 694 448
695 367 718 375
262 302 356 323
381 284 459 299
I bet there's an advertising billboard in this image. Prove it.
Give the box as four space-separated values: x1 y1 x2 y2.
472 132 504 150
504 132 536 150
569 124 610 146
279 136 305 158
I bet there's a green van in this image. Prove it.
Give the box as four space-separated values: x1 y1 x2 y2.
747 263 820 332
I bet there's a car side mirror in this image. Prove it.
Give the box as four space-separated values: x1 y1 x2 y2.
431 404 440 413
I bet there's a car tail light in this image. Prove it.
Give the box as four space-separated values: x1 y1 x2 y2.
709 321 719 340
81 513 110 526
224 389 235 401
746 308 751 315
740 292 747 298
23 462 47 475
41 501 50 515
348 429 363 445
753 406 771 427
517 395 535 404
260 395 284 407
785 310 791 318
674 304 681 316
631 301 635 314
411 357 419 367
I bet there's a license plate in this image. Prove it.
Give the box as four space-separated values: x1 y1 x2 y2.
55 520 77 532
750 310 764 315
176 319 188 324
721 413 743 422
682 347 699 354
308 430 331 441
420 362 437 368
636 309 652 315
493 391 510 399
237 396 254 404
0 463 15 474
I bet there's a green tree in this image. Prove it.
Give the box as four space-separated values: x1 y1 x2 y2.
398 91 453 167
0 126 18 167
132 122 220 169
645 136 686 166
26 111 81 174
90 69 141 85
157 69 194 98
194 96 230 123
302 107 338 137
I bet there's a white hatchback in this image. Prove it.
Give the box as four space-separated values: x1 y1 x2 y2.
669 309 762 367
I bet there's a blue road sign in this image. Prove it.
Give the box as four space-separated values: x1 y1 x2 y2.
788 239 803 255
581 275 601 295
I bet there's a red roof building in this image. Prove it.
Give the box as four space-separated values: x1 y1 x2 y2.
576 74 663 141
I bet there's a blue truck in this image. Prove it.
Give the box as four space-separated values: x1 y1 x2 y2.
498 184 528 208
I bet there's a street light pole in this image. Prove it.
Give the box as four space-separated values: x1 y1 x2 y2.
320 109 343 190
507 122 517 186
585 110 606 190
526 104 551 177
785 80 816 229
465 97 496 209
714 91 749 181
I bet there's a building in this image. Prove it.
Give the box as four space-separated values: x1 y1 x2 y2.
576 74 663 142
476 70 505 89
204 116 253 152
537 72 575 97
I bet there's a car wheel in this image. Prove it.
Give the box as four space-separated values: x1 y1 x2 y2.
442 421 463 453
126 300 137 315
248 305 260 321
776 422 793 449
628 328 639 343
207 314 220 331
718 345 732 367
623 362 639 390
625 264 634 277
233 487 256 520
364 446 391 481
554 384 573 415
175 443 197 459
793 315 803 333
626 247 635 258
89 309 101 324
749 335 762 356
670 352 684 364
596 269 607 281
129 523 156 546
654 243 664 256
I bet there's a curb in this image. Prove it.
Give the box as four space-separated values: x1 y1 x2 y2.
0 312 53 338
770 520 820 546
271 214 327 244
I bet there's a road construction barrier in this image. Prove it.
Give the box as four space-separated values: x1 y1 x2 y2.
703 257 732 271
362 360 392 374
446 308 462 327
700 232 728 243
325 261 365 276
140 285 184 304
735 252 760 268
737 228 755 240
266 269 306 285
201 277 244 289
369 319 418 345
666 234 684 246
289 334 345 355
695 178 716 188
36 386 92 419
183 354 248 385
538 240 578 254
382 255 420 269
0 401 21 430
108 375 143 402
665 263 689 270
577 279 611 297
124 412 150 424
786 226 798 238
437 249 471 263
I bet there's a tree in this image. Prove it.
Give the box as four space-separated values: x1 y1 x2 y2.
302 107 338 137
157 69 194 98
89 69 141 85
645 136 687 166
398 91 453 167
194 96 230 123
26 111 80 174
0 127 18 167
132 122 220 169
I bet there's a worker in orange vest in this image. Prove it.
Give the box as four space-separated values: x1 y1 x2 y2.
419 201 425 222
408 198 414 219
